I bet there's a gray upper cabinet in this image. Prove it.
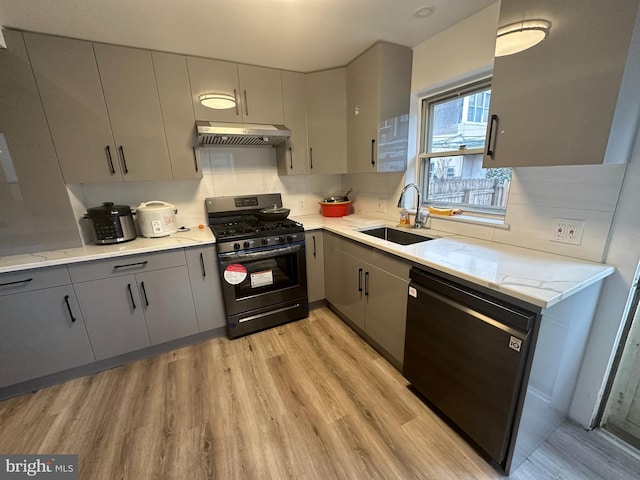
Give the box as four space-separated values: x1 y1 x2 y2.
347 42 412 173
237 64 284 124
187 57 284 124
0 30 82 256
305 68 348 174
484 0 640 168
152 52 202 180
93 43 173 181
276 71 309 175
24 33 121 183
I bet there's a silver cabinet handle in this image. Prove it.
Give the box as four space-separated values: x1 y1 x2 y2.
233 89 239 115
114 261 148 270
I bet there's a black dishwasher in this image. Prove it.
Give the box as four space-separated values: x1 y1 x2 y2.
403 267 536 467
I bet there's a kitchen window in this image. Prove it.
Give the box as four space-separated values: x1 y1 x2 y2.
419 79 511 218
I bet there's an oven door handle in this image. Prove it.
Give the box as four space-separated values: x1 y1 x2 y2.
218 243 303 262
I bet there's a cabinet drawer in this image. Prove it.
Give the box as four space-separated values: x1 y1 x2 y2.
0 265 71 296
68 249 187 283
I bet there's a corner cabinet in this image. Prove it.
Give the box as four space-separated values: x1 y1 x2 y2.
277 71 309 176
0 266 95 388
484 0 640 167
305 68 348 174
305 231 325 302
324 233 410 367
69 250 199 360
347 42 412 173
187 57 284 124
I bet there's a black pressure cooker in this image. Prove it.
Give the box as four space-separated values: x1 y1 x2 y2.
84 202 136 244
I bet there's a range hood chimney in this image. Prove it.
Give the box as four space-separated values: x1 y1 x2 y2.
196 121 291 147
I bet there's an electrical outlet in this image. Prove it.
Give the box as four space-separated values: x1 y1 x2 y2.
376 197 387 213
298 199 305 211
551 218 585 245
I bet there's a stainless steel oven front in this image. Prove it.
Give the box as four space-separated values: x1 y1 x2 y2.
217 240 308 338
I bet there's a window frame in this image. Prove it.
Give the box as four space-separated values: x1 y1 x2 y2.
417 78 510 218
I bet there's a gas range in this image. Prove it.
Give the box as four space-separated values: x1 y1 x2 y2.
206 194 305 254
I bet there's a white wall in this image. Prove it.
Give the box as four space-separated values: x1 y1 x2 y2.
68 147 343 244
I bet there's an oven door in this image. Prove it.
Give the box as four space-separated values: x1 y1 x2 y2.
217 242 308 317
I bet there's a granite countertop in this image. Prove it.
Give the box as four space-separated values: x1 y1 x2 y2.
291 214 615 309
1 214 614 308
0 227 215 274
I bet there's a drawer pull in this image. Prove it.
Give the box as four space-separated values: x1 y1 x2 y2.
114 261 148 270
64 295 77 323
0 278 33 288
127 283 136 309
358 268 363 293
140 281 149 307
313 235 317 258
365 271 370 297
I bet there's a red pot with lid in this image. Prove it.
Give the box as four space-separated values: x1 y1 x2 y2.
319 200 351 217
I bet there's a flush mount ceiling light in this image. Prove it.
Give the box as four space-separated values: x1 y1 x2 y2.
198 93 236 109
413 6 435 19
495 19 551 57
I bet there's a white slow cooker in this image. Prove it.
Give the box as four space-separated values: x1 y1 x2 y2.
135 201 178 238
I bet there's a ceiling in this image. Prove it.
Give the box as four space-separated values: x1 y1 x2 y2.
0 0 496 72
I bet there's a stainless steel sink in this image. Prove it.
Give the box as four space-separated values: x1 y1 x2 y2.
359 227 433 245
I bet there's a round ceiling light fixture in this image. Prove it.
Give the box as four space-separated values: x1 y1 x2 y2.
495 19 551 57
198 93 237 110
413 6 435 19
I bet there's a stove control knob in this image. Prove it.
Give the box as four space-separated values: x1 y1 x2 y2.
233 242 241 250
287 235 294 242
278 236 285 243
262 238 269 246
243 241 251 249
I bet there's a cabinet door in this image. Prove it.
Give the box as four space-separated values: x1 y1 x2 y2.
187 57 242 122
185 246 226 332
0 30 82 257
305 231 325 303
94 43 172 181
136 266 199 345
305 68 348 174
348 47 379 173
484 0 639 167
324 244 365 329
25 33 121 183
153 52 201 180
0 286 95 387
237 64 284 124
365 263 409 365
277 71 308 175
73 275 151 360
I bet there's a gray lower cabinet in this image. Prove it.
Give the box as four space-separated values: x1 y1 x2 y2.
72 275 151 360
0 266 95 388
69 250 199 360
324 233 409 365
184 246 226 332
305 231 325 303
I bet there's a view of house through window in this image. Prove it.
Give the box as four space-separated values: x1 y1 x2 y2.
419 80 511 216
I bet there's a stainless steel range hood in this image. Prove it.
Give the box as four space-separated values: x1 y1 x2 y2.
196 121 290 147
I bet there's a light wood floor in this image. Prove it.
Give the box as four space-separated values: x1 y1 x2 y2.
1 307 639 479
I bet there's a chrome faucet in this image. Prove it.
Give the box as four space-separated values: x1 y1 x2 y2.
397 183 428 229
